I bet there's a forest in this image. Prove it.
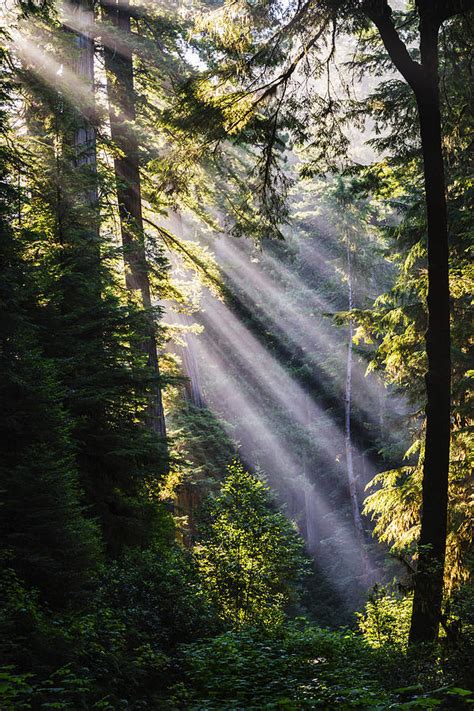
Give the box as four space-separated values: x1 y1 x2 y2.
0 0 472 708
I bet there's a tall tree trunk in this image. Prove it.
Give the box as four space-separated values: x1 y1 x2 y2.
59 0 100 292
344 236 365 541
378 387 385 442
304 482 319 553
64 0 99 248
365 0 452 647
301 393 319 552
409 15 451 646
72 0 97 192
176 311 206 408
172 212 205 408
102 0 167 439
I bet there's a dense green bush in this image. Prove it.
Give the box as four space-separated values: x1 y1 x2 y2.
168 622 473 710
0 543 218 709
195 462 308 626
168 623 396 709
357 585 413 650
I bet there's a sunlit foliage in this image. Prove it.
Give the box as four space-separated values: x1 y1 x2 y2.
195 461 307 625
357 585 413 651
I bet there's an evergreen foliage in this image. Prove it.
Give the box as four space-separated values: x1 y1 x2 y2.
0 0 471 707
0 63 101 604
195 462 307 626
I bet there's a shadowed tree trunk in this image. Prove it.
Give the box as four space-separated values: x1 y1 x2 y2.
408 10 451 647
71 0 97 200
363 0 466 644
175 311 206 408
102 0 167 439
304 482 319 553
55 0 101 298
171 212 206 409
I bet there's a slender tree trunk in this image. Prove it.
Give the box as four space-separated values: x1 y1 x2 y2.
301 393 317 548
365 0 453 646
304 482 319 553
378 387 385 442
344 237 365 541
409 15 451 646
102 0 167 439
171 309 205 542
181 335 205 408
173 212 205 408
176 311 206 408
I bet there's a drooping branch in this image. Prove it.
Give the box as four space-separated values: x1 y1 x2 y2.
143 215 225 296
220 25 328 138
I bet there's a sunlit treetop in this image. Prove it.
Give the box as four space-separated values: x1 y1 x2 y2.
195 461 307 626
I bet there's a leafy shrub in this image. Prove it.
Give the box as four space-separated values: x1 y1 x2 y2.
0 667 33 711
170 622 397 709
0 543 219 709
63 543 219 706
195 462 308 626
168 621 474 710
357 585 413 650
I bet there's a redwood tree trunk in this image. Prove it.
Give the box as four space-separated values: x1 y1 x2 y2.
60 0 100 287
103 0 167 439
72 0 97 188
173 214 205 409
409 16 451 645
177 312 206 409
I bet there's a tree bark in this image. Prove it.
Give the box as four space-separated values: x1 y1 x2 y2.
173 213 205 409
72 0 97 186
364 0 452 645
177 312 206 408
61 0 100 287
408 13 451 646
102 0 167 439
304 482 319 553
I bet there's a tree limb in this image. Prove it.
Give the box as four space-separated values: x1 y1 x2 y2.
362 0 424 91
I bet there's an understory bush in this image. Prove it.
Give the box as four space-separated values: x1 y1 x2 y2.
167 622 395 709
0 544 218 709
357 585 413 650
2 570 472 709
165 621 473 710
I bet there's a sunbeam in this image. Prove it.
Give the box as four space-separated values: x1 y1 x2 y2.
203 232 407 431
193 334 379 595
198 290 362 469
11 28 97 114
